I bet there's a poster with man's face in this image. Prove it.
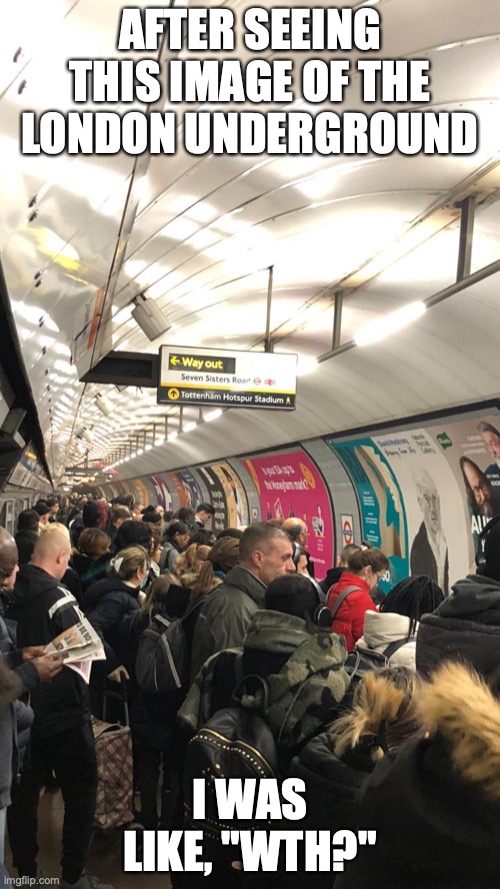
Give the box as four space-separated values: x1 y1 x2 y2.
327 411 500 593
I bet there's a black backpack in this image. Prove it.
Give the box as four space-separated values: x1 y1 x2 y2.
135 599 203 694
184 661 281 843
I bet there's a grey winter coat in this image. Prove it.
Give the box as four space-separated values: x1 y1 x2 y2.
190 566 266 680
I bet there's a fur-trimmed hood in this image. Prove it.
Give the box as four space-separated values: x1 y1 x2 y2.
418 661 500 804
335 661 500 889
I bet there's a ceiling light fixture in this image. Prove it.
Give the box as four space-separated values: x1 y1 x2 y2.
354 301 426 347
95 393 113 416
131 293 171 341
204 409 223 422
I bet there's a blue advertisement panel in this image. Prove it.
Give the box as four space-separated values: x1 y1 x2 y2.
326 437 409 590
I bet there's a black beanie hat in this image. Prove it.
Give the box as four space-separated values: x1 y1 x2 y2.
265 574 318 620
82 502 99 528
34 501 51 517
142 508 161 524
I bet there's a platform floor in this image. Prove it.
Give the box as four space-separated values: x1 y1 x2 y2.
5 787 170 888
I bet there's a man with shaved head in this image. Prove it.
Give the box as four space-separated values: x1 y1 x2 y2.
6 527 111 889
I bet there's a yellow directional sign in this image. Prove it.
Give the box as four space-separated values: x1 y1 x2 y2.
159 346 297 411
168 352 236 373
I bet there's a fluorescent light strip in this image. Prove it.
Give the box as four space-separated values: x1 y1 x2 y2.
354 301 426 347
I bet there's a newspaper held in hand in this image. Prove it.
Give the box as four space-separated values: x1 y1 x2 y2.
45 619 105 683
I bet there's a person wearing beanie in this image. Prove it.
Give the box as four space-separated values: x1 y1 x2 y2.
141 508 162 525
82 502 99 529
179 574 350 759
82 500 109 532
33 502 51 527
357 575 445 671
417 517 500 679
208 535 240 577
15 510 40 565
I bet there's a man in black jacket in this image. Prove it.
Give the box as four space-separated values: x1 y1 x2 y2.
6 528 112 889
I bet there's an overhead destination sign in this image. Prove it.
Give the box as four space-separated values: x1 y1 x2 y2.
158 346 297 410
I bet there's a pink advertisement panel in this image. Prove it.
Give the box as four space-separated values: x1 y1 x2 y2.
244 449 334 579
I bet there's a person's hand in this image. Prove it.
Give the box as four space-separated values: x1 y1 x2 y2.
23 645 47 661
107 665 129 682
32 653 64 682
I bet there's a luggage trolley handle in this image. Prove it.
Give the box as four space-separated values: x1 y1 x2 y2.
102 672 130 727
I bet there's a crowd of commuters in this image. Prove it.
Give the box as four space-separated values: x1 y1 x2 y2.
0 491 498 888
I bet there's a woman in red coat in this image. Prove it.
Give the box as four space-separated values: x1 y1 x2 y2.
327 547 389 651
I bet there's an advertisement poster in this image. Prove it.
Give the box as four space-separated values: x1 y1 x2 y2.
168 468 203 509
197 462 250 530
425 414 500 571
371 429 468 595
150 474 173 512
244 450 334 579
197 466 227 532
211 462 250 528
329 410 500 593
131 478 153 508
327 437 408 590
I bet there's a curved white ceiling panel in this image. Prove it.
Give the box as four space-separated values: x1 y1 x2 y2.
0 0 499 481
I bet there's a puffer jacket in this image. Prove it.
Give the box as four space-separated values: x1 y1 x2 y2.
335 662 500 889
327 572 377 652
179 609 350 755
357 611 417 670
416 573 500 678
190 565 266 679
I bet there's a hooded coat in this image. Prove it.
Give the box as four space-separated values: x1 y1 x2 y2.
179 609 350 755
357 611 417 670
277 733 373 889
6 564 89 737
416 573 500 678
335 663 500 889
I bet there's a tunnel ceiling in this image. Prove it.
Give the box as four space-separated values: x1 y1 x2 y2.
1 0 500 485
